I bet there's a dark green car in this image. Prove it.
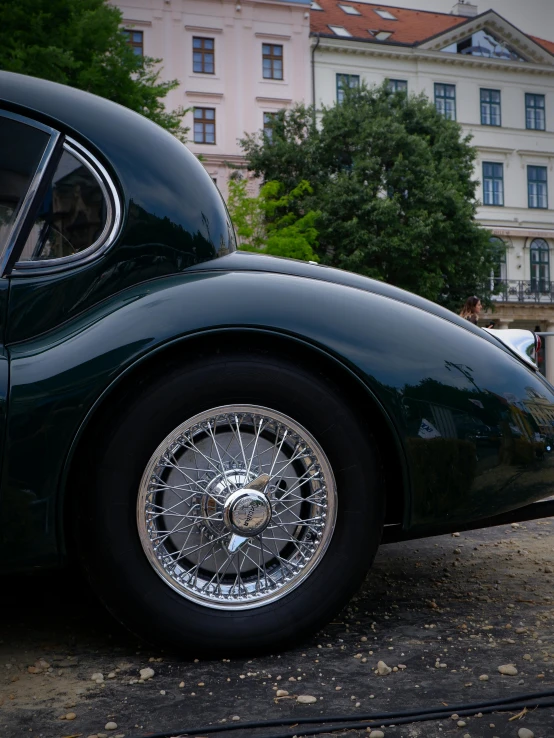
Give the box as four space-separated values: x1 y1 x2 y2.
1 72 553 654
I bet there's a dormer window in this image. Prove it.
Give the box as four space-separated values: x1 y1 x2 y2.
328 25 353 37
339 4 361 15
374 9 397 20
375 31 392 40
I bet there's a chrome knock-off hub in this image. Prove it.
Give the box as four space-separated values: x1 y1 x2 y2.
200 467 256 536
223 488 272 537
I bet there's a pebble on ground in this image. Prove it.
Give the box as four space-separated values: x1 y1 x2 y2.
297 695 317 704
497 664 518 675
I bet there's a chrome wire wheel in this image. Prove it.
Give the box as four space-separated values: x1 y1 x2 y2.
137 405 337 610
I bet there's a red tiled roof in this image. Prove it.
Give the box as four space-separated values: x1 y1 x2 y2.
530 35 554 56
310 1 467 45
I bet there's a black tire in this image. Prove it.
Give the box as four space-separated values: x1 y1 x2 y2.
79 349 384 655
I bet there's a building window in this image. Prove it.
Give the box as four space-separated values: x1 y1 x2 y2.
193 108 215 144
490 237 507 284
263 112 278 140
262 44 283 80
123 29 143 56
434 83 456 120
440 30 526 61
482 163 504 206
336 73 360 103
528 166 548 209
387 79 407 93
193 37 214 74
374 8 397 19
328 25 353 37
530 238 550 292
338 3 361 14
526 94 545 130
480 88 501 126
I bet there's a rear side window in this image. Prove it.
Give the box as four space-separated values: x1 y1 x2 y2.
19 145 109 262
0 117 50 253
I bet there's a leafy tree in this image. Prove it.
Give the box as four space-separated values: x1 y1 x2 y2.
262 181 320 261
240 83 496 310
227 176 320 262
241 105 323 195
0 0 188 140
227 175 266 251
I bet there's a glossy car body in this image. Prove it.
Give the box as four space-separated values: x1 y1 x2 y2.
1 72 553 650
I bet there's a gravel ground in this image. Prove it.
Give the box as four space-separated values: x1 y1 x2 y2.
1 518 553 738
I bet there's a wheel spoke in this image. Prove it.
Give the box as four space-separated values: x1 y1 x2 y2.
205 420 233 495
160 454 223 507
232 414 250 471
268 426 288 477
245 416 264 477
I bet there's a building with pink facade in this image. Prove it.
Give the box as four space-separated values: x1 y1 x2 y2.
111 0 312 197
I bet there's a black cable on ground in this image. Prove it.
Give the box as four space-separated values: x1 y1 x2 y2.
222 699 554 738
130 688 554 738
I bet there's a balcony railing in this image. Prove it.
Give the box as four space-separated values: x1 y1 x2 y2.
490 278 554 303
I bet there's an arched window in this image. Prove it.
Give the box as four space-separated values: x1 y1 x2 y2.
530 238 550 293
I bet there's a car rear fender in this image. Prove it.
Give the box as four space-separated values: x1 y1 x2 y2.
3 269 554 571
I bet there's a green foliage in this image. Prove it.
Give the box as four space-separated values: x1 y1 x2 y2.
241 106 322 195
0 0 188 140
227 176 265 250
227 176 320 262
240 83 496 310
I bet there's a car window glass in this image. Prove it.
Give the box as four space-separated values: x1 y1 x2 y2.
19 148 108 261
0 117 50 254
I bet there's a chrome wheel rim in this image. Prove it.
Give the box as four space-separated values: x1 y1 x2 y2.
137 405 337 610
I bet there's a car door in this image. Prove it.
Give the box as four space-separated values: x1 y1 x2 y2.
0 110 61 566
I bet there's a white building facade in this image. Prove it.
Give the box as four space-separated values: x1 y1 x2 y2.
310 2 554 379
111 0 311 199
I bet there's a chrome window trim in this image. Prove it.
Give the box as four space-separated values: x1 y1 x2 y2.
0 111 60 277
12 136 122 275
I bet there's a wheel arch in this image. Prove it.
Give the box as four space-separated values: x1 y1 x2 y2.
60 328 409 558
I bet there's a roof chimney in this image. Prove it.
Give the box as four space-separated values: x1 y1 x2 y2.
451 1 478 16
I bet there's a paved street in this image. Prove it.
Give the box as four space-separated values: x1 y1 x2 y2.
1 518 553 738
